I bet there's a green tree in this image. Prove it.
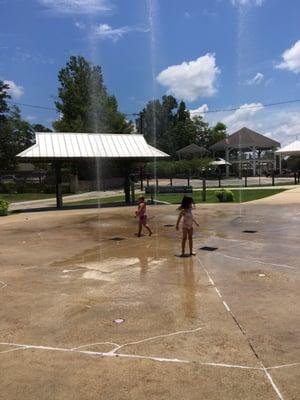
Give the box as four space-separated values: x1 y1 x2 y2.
171 101 196 153
0 106 34 170
210 122 227 146
0 80 10 123
53 56 132 133
32 124 52 132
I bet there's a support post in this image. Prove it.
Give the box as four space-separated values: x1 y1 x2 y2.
139 166 143 191
202 174 206 202
170 177 173 186
244 169 248 188
55 161 63 209
124 171 131 203
252 147 256 177
187 176 190 186
272 171 275 186
225 147 230 177
131 180 135 203
294 172 297 185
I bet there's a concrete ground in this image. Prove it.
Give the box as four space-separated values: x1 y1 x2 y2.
0 200 299 399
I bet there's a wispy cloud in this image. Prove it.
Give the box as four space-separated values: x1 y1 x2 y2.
157 54 220 102
75 21 86 30
93 24 149 42
275 39 300 74
38 0 113 15
26 115 37 122
231 0 264 6
205 102 300 145
246 72 264 85
4 80 24 99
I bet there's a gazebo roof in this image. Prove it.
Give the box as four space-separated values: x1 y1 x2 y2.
17 132 169 159
210 127 280 151
275 140 300 156
176 143 209 155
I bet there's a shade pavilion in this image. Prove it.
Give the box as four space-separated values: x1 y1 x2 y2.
17 132 169 208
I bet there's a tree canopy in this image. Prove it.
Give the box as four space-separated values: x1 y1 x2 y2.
53 56 132 134
0 80 36 170
136 95 227 157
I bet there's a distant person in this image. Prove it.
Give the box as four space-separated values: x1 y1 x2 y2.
135 196 153 237
176 196 199 257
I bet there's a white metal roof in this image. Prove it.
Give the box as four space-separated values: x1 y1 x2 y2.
275 140 300 156
17 132 169 159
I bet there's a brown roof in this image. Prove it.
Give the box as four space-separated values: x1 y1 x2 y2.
209 127 280 151
176 143 209 155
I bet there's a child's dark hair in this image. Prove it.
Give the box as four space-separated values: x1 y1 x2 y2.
139 196 145 201
178 196 194 210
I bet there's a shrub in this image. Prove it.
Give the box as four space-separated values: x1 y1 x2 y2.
0 181 17 194
215 189 234 202
0 199 9 216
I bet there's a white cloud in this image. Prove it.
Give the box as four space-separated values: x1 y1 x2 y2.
222 103 264 132
246 72 264 85
156 54 220 102
231 0 264 6
276 39 300 74
205 102 300 145
4 80 24 99
190 104 209 118
93 24 149 42
38 0 112 15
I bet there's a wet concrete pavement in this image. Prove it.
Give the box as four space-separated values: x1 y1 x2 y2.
0 203 299 399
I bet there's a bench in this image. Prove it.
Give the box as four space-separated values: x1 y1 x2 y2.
145 185 193 194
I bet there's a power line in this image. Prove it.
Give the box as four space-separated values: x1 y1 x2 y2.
7 98 300 115
7 100 57 112
202 99 300 114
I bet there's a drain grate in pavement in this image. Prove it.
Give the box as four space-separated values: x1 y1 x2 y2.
164 224 175 227
200 246 218 252
243 230 257 233
110 237 126 241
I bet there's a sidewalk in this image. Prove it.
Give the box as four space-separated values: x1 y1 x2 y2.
248 186 300 204
9 190 125 211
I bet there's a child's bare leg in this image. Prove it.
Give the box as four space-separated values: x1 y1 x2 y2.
188 228 195 255
138 222 143 237
181 228 188 255
144 223 152 236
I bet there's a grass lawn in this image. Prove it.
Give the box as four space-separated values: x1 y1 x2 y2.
67 188 286 206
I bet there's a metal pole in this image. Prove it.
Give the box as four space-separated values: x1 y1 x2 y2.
272 171 275 186
244 169 248 188
55 161 63 209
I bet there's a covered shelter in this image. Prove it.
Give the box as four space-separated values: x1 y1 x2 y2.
176 143 210 160
210 127 280 177
275 140 300 156
17 132 169 208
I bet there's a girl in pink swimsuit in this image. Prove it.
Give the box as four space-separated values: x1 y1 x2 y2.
176 196 199 257
135 196 153 237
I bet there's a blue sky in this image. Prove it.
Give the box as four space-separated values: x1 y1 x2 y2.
1 0 300 144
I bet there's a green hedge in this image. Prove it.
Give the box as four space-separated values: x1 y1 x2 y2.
145 158 213 177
